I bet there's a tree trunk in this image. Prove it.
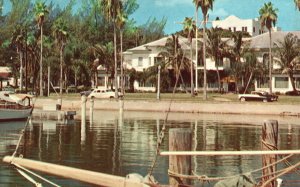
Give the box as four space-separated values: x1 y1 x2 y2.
39 25 43 96
60 46 63 96
195 8 198 91
289 72 297 91
244 71 253 94
19 50 23 92
114 23 118 98
203 13 207 100
47 65 50 97
216 65 221 93
268 30 273 94
190 43 194 97
120 30 124 95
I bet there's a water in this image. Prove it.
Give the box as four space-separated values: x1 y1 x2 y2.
1 111 300 186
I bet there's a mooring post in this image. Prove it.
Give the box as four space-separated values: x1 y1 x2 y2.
89 97 94 124
81 95 87 124
262 120 278 187
169 128 192 186
81 95 87 144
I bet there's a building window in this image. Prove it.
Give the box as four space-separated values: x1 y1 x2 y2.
148 57 151 66
154 56 163 64
257 77 269 88
296 77 300 88
253 27 255 33
228 27 231 31
275 77 288 88
244 27 247 32
233 27 236 32
138 57 143 66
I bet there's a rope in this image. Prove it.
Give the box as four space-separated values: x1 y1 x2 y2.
8 97 60 187
167 154 296 184
16 168 42 187
147 42 187 177
13 162 61 187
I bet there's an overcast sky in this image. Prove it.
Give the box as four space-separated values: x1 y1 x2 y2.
3 0 300 34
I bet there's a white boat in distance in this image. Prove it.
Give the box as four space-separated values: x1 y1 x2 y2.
0 92 33 121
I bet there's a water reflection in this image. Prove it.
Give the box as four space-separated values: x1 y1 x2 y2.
0 112 299 186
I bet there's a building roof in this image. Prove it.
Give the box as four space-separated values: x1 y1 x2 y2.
127 36 192 52
249 31 300 49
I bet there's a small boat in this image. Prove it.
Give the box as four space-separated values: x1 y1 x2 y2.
0 92 33 121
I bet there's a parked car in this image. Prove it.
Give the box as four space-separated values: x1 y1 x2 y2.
285 90 300 96
87 88 123 99
238 91 278 102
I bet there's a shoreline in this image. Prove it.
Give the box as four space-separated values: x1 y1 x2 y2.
32 98 300 117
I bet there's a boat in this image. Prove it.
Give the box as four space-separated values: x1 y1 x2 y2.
0 91 33 121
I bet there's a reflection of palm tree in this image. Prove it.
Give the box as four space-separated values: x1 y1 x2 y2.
274 33 300 92
34 1 48 96
194 0 214 100
259 2 278 94
183 17 196 96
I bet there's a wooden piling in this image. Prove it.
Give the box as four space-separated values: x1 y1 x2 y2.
81 95 87 124
169 128 192 186
89 97 94 123
262 120 278 187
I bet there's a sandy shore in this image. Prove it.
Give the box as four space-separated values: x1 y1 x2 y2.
33 98 300 116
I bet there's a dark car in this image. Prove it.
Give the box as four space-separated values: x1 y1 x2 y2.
238 91 278 102
285 90 300 96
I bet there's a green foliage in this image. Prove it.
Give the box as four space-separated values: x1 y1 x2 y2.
0 0 166 91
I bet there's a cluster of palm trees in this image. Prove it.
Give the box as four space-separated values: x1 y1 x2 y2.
0 0 166 97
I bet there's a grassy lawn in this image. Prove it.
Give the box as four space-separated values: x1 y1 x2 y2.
46 92 300 104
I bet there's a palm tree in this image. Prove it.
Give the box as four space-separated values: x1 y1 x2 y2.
206 28 225 92
34 1 48 96
116 8 127 95
52 17 68 97
259 2 278 94
294 0 300 10
183 17 196 96
11 26 25 91
243 52 259 93
158 34 190 92
193 0 214 100
274 33 300 92
100 0 121 98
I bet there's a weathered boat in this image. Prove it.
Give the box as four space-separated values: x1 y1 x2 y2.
0 92 33 121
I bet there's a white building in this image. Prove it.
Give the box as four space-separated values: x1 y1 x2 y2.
212 15 281 36
249 31 300 93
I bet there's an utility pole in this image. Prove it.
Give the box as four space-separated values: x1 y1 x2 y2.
157 65 161 100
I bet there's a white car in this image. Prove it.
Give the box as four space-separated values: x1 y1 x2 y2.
88 88 123 99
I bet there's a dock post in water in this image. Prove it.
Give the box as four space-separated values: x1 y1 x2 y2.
89 97 94 123
169 128 192 186
262 120 278 187
81 95 87 124
81 95 87 144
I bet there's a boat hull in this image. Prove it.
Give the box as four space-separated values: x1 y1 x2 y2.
0 107 33 121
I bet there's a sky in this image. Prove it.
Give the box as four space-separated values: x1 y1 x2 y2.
2 0 300 34
131 0 300 34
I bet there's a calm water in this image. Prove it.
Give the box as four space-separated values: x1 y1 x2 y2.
1 111 300 186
